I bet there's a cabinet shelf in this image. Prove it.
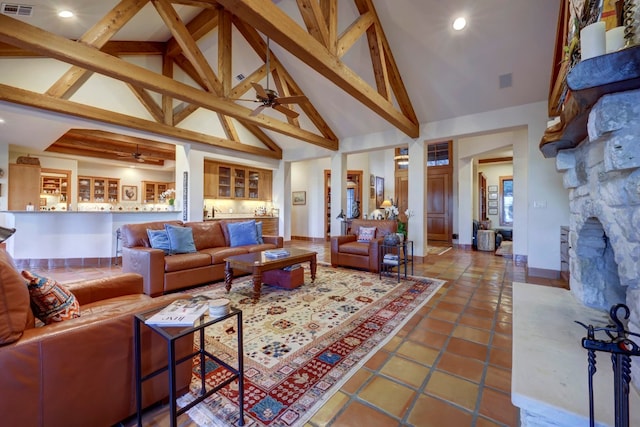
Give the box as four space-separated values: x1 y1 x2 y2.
204 160 272 200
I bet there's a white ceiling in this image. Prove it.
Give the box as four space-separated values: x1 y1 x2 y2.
0 0 560 162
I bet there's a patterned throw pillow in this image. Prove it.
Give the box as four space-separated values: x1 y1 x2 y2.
357 226 377 243
21 271 80 325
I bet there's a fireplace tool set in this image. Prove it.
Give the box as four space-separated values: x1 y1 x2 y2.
576 304 640 427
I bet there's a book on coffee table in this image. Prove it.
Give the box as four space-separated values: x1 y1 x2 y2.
145 298 209 327
264 249 290 258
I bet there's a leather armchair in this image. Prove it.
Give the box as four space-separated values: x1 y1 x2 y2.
331 219 398 273
0 249 193 427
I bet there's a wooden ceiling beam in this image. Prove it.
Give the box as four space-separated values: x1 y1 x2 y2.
0 83 281 158
47 143 166 166
66 129 176 155
152 0 219 93
366 23 390 101
319 0 338 54
46 0 150 99
233 19 338 141
166 8 219 57
218 8 233 97
127 83 165 122
296 0 330 48
355 0 417 125
0 16 337 149
336 11 374 58
0 41 166 57
214 0 418 138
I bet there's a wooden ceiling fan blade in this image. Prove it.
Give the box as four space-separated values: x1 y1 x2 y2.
273 104 300 119
250 105 267 117
251 82 268 99
277 95 307 104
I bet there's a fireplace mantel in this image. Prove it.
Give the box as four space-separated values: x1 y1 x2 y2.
540 44 640 158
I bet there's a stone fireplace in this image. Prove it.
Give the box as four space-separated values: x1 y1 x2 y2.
556 88 640 387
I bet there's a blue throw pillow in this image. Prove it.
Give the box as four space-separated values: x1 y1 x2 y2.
255 221 264 244
164 224 197 254
147 229 171 254
228 220 259 247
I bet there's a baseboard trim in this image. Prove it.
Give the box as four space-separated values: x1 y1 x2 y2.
527 266 560 279
13 257 117 270
290 236 326 242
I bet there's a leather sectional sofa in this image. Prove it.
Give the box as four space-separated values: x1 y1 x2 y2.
121 220 284 296
330 219 398 273
0 249 193 427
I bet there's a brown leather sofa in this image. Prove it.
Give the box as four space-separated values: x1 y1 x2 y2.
121 220 284 296
331 219 398 273
0 249 193 427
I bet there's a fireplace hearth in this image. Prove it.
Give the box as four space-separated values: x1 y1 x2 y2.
514 45 640 426
556 88 640 389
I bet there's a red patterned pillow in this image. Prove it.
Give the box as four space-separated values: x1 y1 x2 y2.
21 271 80 325
357 226 377 243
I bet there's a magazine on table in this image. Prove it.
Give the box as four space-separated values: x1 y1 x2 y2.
145 298 210 327
264 248 290 258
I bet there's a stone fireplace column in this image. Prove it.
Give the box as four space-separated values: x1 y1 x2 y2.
556 88 640 387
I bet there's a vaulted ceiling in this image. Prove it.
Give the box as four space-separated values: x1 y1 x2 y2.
0 1 560 165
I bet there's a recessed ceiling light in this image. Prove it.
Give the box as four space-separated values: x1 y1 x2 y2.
452 17 467 31
0 118 5 124
58 10 74 18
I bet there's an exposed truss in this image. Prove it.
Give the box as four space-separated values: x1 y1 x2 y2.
0 0 417 159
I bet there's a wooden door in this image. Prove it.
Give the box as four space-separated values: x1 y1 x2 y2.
427 171 451 241
426 141 453 243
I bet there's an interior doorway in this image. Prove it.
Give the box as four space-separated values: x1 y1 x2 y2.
324 170 363 240
426 141 453 243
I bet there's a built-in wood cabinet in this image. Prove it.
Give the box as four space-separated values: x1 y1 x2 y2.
41 169 71 205
9 163 40 210
78 176 120 203
204 160 272 201
142 181 174 204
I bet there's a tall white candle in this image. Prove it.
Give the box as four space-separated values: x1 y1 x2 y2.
606 26 625 53
581 21 606 60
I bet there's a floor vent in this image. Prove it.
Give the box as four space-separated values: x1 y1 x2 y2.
1 3 34 17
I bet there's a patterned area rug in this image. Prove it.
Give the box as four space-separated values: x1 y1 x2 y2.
177 264 445 426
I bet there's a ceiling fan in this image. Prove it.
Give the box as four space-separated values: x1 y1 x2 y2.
117 144 146 162
234 37 307 118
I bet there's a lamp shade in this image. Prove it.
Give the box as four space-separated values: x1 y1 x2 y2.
380 199 392 208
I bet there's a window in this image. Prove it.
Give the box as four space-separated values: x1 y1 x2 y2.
427 142 450 166
500 176 513 226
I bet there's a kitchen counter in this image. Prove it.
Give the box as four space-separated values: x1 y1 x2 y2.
1 210 182 262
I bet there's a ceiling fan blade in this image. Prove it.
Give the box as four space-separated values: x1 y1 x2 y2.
276 95 307 104
250 105 267 117
136 157 145 163
251 82 268 99
273 104 300 119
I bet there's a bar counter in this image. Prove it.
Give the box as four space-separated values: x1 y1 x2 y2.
0 210 182 264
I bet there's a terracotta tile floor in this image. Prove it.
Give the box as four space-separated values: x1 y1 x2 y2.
33 241 568 427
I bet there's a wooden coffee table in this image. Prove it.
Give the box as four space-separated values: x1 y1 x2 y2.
224 248 317 301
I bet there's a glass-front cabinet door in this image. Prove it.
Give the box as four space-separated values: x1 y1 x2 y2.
218 166 231 198
248 170 260 199
234 168 245 198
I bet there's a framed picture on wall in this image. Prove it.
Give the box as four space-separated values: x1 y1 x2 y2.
370 186 375 199
488 185 498 192
488 208 498 215
370 174 375 186
122 185 137 201
488 192 498 200
488 200 498 207
375 176 384 208
292 191 306 205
